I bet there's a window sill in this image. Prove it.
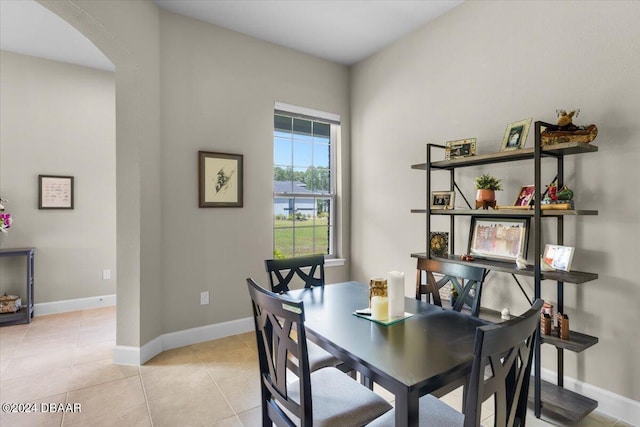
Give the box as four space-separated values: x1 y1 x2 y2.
325 258 346 268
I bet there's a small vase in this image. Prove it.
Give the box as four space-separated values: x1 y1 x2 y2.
476 189 496 203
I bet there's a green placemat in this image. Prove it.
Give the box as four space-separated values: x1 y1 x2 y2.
352 309 414 325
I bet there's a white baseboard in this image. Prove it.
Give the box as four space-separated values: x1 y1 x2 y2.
541 368 640 425
34 294 116 316
113 316 254 366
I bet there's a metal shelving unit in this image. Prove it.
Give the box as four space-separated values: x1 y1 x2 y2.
411 123 598 421
0 247 35 326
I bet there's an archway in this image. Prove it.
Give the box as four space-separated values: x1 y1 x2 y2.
37 0 161 362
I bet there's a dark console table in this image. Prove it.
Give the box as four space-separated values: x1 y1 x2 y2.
0 247 35 325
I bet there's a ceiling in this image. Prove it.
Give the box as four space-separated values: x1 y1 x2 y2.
0 0 462 71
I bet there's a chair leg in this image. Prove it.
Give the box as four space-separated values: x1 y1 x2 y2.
360 374 374 390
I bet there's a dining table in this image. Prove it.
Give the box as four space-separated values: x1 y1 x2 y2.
286 281 490 427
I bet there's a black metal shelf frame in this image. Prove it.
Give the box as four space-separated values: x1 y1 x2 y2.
416 121 599 421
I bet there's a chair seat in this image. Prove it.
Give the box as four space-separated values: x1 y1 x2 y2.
307 340 342 371
367 394 465 427
288 367 392 427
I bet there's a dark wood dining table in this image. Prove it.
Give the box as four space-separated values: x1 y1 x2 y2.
286 281 490 427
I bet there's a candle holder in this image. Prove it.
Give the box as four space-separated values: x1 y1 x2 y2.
369 278 387 308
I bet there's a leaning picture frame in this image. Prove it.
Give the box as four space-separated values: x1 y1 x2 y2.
500 118 532 151
468 216 530 262
39 175 74 209
429 232 449 257
513 185 535 207
543 244 575 272
430 191 455 210
198 151 243 207
445 138 477 160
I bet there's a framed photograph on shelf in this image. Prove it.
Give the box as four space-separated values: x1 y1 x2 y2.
513 185 535 207
430 191 455 210
500 118 532 151
429 232 449 257
468 217 530 262
543 244 575 272
445 138 476 160
198 151 243 207
38 175 74 209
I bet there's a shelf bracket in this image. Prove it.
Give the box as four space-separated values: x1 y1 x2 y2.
453 180 473 209
511 273 532 305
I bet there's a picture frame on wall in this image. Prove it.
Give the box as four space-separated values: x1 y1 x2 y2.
468 216 530 262
430 191 455 210
38 175 74 209
445 138 476 160
500 118 532 151
198 151 243 208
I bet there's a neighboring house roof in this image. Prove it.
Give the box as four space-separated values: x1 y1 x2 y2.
274 181 312 194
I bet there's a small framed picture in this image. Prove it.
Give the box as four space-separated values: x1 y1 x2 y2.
429 232 449 257
513 185 535 207
198 151 243 208
500 118 532 151
468 216 530 262
445 138 477 160
39 175 74 209
543 244 575 272
430 191 455 210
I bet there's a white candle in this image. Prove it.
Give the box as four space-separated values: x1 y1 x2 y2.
371 296 389 321
387 271 405 318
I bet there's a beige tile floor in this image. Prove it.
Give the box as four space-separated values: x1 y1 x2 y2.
0 306 632 426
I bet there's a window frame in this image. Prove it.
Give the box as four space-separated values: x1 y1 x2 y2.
273 103 340 259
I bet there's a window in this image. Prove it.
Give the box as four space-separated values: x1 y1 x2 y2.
273 103 339 259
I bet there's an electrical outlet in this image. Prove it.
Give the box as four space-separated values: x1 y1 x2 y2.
200 291 209 305
102 269 111 280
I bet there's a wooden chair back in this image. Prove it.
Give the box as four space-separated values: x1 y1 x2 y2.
265 254 325 293
247 278 312 426
463 299 543 427
415 258 486 317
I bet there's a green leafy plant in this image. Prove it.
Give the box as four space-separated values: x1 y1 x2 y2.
474 174 503 190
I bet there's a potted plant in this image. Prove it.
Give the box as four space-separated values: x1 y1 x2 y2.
474 174 502 203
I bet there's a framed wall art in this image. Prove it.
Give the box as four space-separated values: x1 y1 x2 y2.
39 175 74 209
198 151 243 207
430 191 455 210
445 138 476 160
500 118 532 151
467 216 530 262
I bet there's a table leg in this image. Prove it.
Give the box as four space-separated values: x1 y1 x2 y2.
395 390 419 427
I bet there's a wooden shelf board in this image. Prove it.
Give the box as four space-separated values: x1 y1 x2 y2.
529 379 598 422
411 141 598 170
410 209 598 216
0 307 30 326
410 253 598 284
541 329 599 352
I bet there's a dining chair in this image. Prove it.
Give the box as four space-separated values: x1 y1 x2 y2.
415 258 487 317
368 298 543 427
265 254 325 294
247 278 392 427
265 255 351 374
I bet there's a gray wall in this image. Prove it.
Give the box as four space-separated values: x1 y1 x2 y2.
351 1 640 401
158 10 350 333
23 1 350 347
0 50 116 303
